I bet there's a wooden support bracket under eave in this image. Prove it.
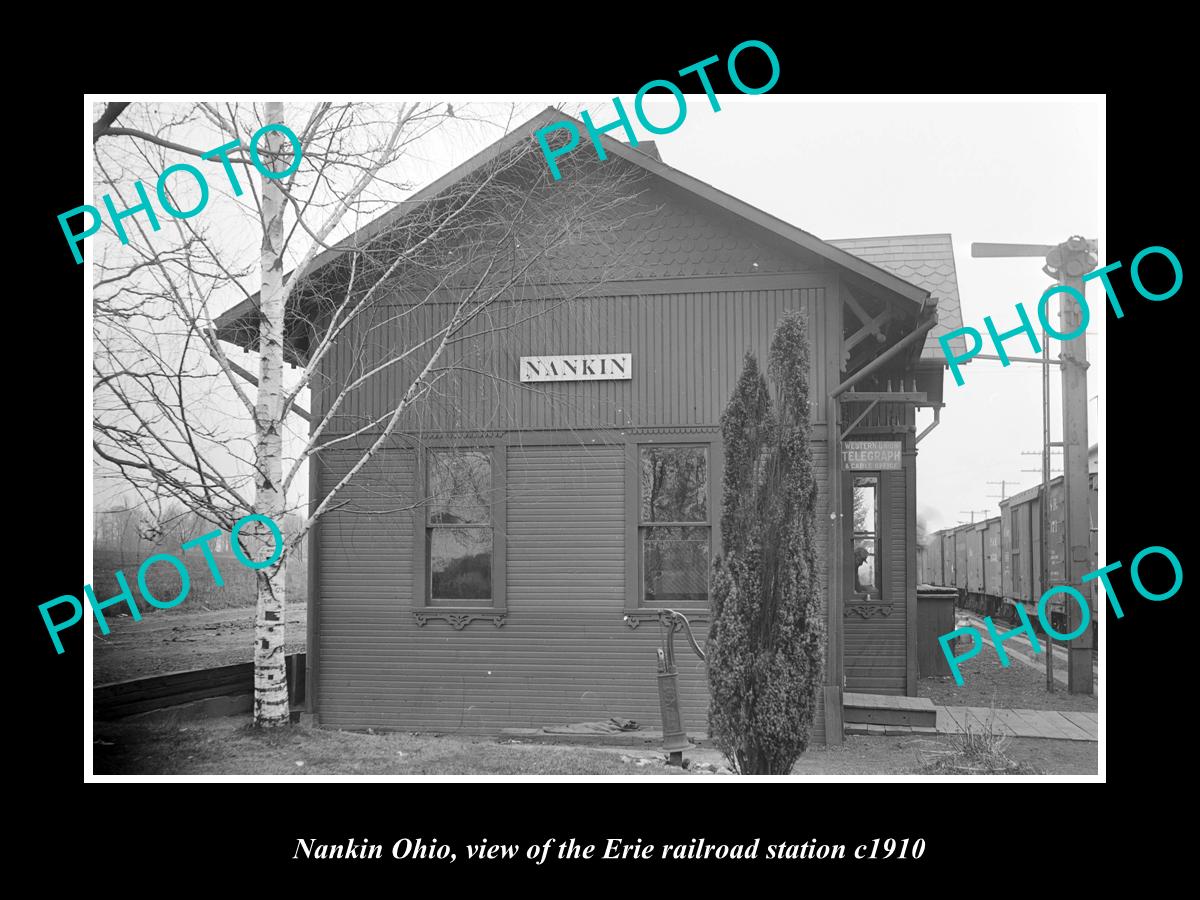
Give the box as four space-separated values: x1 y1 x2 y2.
838 391 929 404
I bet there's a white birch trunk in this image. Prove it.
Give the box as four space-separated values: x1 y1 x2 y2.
252 100 290 727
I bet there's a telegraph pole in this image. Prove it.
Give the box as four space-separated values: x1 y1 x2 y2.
986 479 1019 501
959 509 989 524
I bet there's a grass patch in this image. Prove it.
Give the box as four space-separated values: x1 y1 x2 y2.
94 718 691 776
94 716 1095 776
916 708 1043 775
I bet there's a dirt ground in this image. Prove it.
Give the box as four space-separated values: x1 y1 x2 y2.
93 717 1096 776
919 607 1100 712
93 602 307 684
920 639 1099 712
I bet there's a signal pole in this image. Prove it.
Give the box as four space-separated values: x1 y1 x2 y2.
972 236 1097 696
1046 239 1096 695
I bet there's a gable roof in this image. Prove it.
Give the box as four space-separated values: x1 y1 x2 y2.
827 234 965 362
215 107 931 339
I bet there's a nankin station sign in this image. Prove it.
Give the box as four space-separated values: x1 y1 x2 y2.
520 353 632 383
842 440 902 470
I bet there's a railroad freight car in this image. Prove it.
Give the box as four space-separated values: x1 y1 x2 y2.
962 517 1004 617
926 444 1099 643
927 470 1098 638
923 532 944 586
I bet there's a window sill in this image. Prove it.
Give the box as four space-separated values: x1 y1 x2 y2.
413 610 507 630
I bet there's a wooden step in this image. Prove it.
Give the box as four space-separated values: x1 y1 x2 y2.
845 723 938 736
843 692 938 728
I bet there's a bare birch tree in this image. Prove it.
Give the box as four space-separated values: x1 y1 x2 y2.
92 101 651 726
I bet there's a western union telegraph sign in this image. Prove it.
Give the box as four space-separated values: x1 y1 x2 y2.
520 353 632 382
842 440 902 470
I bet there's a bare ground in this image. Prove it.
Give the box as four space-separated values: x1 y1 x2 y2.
920 637 1099 712
93 602 307 684
93 717 1096 776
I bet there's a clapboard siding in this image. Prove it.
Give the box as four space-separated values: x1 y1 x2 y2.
312 287 830 435
506 445 625 602
844 466 907 695
315 443 715 735
314 436 830 743
310 263 842 745
811 439 829 745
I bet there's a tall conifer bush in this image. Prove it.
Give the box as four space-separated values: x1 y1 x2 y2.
707 310 825 774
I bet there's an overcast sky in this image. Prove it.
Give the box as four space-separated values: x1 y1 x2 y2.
630 96 1101 533
93 96 1102 535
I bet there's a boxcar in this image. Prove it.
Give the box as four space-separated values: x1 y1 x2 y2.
953 524 970 594
960 517 1003 616
983 517 1002 605
929 467 1098 639
998 477 1078 631
965 522 985 595
1001 484 1040 613
942 530 957 587
926 534 944 586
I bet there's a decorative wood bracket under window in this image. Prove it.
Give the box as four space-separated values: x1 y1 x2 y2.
413 611 507 630
844 603 893 619
623 610 711 630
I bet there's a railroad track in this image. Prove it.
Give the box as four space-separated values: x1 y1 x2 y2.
94 653 306 720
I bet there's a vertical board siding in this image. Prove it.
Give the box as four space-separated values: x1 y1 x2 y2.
928 535 944 586
966 527 984 593
811 438 829 744
844 467 907 695
314 288 828 434
955 531 970 592
1001 508 1014 599
984 520 1002 596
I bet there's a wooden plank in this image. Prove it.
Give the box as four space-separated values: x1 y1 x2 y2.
841 287 878 333
1046 713 1094 741
844 692 935 712
844 309 894 352
839 391 929 403
95 653 307 720
963 707 1013 735
1058 710 1099 738
1008 708 1063 739
1037 710 1084 740
936 707 966 733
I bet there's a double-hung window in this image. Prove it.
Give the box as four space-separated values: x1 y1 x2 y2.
638 445 711 607
426 448 494 604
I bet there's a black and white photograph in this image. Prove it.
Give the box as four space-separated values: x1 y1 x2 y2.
76 91 1113 781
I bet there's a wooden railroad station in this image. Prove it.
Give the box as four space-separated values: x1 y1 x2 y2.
216 108 965 742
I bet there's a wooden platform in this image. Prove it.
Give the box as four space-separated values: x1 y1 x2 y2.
935 707 1097 741
95 653 306 720
843 692 938 728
